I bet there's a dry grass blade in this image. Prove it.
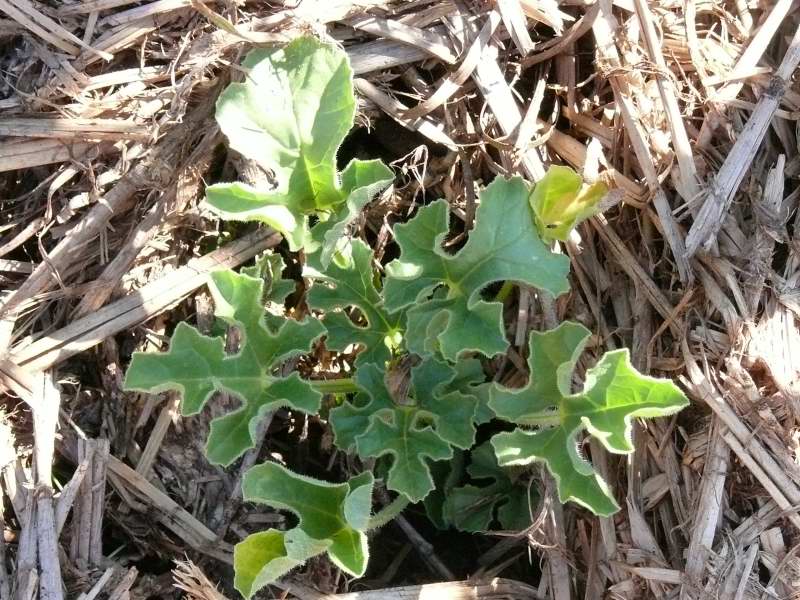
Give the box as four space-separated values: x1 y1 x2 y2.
6 229 280 374
348 15 458 64
0 0 111 59
318 578 541 599
0 118 149 141
686 22 800 256
402 11 501 120
173 560 228 600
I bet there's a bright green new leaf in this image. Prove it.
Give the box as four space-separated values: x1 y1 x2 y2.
234 528 329 599
384 176 570 360
445 442 533 532
489 321 689 516
207 37 393 259
205 182 310 251
239 463 374 597
307 239 404 367
124 267 325 466
529 165 607 242
212 36 352 213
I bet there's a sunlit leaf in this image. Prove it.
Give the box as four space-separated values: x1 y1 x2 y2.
206 37 392 258
529 165 607 242
234 529 328 599
490 322 689 516
310 159 394 267
384 176 570 360
124 266 324 465
237 463 374 597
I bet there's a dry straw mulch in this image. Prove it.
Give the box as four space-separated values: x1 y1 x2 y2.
0 0 799 598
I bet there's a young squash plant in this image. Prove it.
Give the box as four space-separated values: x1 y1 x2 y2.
207 36 393 267
123 36 689 598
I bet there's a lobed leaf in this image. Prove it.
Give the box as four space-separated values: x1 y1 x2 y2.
333 357 481 502
357 407 452 503
409 357 478 449
384 176 570 360
306 239 404 367
207 37 392 261
124 262 325 466
489 322 689 516
241 252 296 306
328 363 394 452
237 463 374 597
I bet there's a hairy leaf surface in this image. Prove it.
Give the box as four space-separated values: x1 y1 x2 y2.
334 357 481 502
124 265 324 465
384 176 570 360
307 239 403 367
311 159 394 266
357 407 452 503
490 322 689 515
234 529 328 598
206 37 392 259
329 363 394 452
238 463 373 597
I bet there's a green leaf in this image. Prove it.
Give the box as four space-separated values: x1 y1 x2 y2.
444 442 533 532
241 253 295 305
384 176 570 360
489 322 689 516
441 357 494 425
409 357 478 449
215 37 352 211
530 165 607 242
423 453 466 530
356 407 452 503
234 528 329 599
307 239 404 367
329 363 394 452
311 159 394 267
236 465 374 597
124 267 325 465
205 182 310 251
207 37 392 256
342 358 481 502
242 463 373 581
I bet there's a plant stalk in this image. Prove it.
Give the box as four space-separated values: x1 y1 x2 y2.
309 378 358 395
367 495 410 530
516 411 561 427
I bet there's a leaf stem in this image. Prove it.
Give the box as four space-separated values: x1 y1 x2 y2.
494 281 515 302
367 495 410 530
517 411 561 427
309 378 358 395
